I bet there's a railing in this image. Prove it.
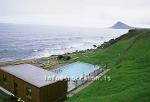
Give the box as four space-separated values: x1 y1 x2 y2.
68 67 104 91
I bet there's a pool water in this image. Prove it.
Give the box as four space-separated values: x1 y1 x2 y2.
52 62 99 78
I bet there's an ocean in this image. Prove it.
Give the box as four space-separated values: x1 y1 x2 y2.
0 23 128 62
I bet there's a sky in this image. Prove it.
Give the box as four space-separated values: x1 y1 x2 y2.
0 0 150 27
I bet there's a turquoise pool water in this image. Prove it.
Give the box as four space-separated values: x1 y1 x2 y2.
53 62 99 78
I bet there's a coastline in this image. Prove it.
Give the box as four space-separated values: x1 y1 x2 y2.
0 29 130 69
0 48 96 69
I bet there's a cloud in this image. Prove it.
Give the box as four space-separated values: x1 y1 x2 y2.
0 0 150 27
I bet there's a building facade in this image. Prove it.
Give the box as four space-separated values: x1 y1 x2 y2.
0 64 68 102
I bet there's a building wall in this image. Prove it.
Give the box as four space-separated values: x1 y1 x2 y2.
0 69 68 102
0 69 3 86
40 80 68 102
0 69 40 102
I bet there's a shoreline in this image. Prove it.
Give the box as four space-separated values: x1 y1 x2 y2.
0 48 96 69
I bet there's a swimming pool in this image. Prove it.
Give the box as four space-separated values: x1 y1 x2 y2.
52 62 100 78
52 61 102 91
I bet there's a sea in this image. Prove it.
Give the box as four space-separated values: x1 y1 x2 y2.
0 23 128 62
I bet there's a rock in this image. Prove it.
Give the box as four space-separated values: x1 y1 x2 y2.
57 55 71 61
93 45 97 47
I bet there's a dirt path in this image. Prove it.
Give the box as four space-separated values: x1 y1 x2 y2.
115 33 143 66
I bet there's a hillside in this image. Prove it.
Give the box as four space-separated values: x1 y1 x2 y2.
66 29 150 102
110 21 134 29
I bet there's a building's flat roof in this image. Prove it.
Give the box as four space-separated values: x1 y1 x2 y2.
0 64 61 88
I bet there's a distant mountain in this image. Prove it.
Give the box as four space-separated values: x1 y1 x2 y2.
110 21 134 29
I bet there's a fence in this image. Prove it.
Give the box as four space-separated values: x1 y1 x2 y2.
68 67 104 91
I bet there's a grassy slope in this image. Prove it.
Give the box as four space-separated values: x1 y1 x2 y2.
66 29 150 102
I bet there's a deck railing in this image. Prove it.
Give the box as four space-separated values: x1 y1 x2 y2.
68 67 104 91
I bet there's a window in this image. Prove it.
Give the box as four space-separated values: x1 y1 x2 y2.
26 87 32 98
14 82 18 95
3 74 7 83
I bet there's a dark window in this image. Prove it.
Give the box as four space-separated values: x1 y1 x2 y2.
14 82 18 95
3 74 7 83
26 87 32 97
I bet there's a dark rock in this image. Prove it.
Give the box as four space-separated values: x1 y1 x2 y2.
93 45 97 47
63 56 71 60
57 55 71 60
57 55 64 60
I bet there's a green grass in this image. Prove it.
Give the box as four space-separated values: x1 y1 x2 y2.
66 29 150 102
0 90 16 102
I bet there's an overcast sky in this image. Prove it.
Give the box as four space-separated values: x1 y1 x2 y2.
0 0 150 27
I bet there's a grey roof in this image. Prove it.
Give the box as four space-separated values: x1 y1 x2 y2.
0 64 60 88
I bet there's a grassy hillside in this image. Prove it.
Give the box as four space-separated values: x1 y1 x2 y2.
66 29 150 102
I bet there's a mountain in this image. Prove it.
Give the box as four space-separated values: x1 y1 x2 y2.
110 21 134 29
